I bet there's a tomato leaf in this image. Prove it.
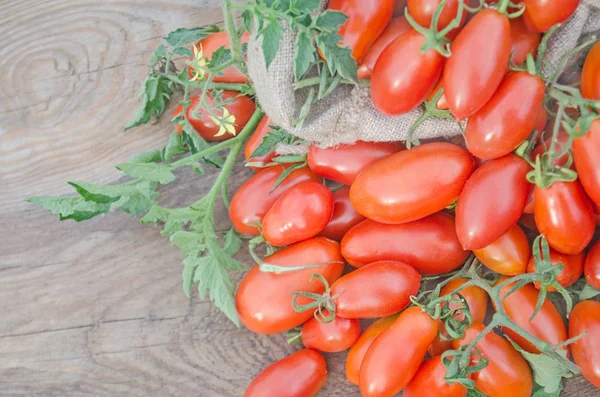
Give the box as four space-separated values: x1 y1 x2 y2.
181 120 222 169
163 131 188 162
194 256 239 326
241 10 254 34
223 228 242 256
261 21 283 69
271 162 307 191
126 76 176 130
294 31 316 80
116 163 175 184
294 0 320 13
171 231 207 255
149 45 168 68
129 149 162 164
315 10 348 32
466 389 487 397
579 282 600 300
316 32 357 82
249 126 295 158
171 47 193 58
209 46 233 72
532 382 563 397
163 27 210 47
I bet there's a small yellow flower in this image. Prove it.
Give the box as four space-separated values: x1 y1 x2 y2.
210 107 237 137
188 44 208 81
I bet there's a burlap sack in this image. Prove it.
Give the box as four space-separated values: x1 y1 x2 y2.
247 1 600 148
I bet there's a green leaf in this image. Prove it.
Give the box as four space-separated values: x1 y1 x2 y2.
163 131 187 162
164 27 210 47
170 231 207 255
59 201 111 222
113 193 153 217
261 21 283 69
194 256 240 326
182 254 200 297
294 0 320 13
208 46 233 71
249 126 295 158
579 282 600 300
27 196 86 216
223 228 242 256
116 163 175 184
241 10 254 34
126 76 176 130
181 120 223 169
294 31 316 80
533 382 563 397
466 389 487 397
149 45 167 67
316 31 358 81
272 162 306 191
171 47 193 57
129 149 162 164
315 10 348 32
68 182 123 204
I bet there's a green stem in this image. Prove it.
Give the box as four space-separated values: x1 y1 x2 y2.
221 0 247 76
294 77 370 90
210 82 249 91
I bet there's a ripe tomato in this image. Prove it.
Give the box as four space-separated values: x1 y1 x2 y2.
509 17 541 66
495 278 568 354
244 116 276 171
532 128 572 168
522 0 580 33
527 245 584 291
371 29 445 115
404 356 468 397
406 0 467 39
585 240 600 289
262 181 334 247
534 105 548 133
465 72 545 159
346 315 398 385
330 260 421 318
534 180 595 255
244 349 327 397
473 224 531 276
300 315 361 353
582 41 600 100
519 212 539 232
523 185 535 214
456 154 531 249
189 31 250 83
453 323 533 397
328 0 395 62
341 213 469 275
427 77 449 110
318 187 365 241
358 17 411 79
573 119 600 206
229 166 320 236
569 300 600 389
350 142 475 224
307 141 401 185
444 9 511 120
394 0 408 16
359 306 438 397
236 238 344 334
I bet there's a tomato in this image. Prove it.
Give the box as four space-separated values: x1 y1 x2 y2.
394 0 408 16
358 17 411 79
262 181 334 247
456 154 531 249
519 212 539 232
229 166 320 236
527 245 584 290
444 9 511 120
371 29 445 115
574 119 600 207
534 180 595 255
350 142 475 224
359 306 438 397
407 0 466 39
328 0 395 62
532 128 572 168
582 41 600 100
330 260 421 318
404 356 468 397
465 72 545 159
473 224 531 276
346 315 398 385
307 141 401 185
585 240 600 289
427 77 449 110
319 187 365 241
341 213 469 275
523 0 580 33
453 323 533 397
569 300 600 388
244 116 276 171
494 277 568 354
236 238 344 334
523 185 535 214
509 17 541 66
300 315 361 353
534 105 548 133
244 349 327 397
189 31 250 83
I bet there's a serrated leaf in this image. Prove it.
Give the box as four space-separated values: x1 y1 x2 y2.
182 254 201 297
170 231 207 255
466 389 487 397
223 228 242 256
171 47 193 57
294 0 320 13
129 149 162 164
27 196 85 216
181 120 223 168
116 162 175 184
533 381 563 397
294 31 316 80
209 46 233 72
272 162 306 191
249 126 294 158
261 21 283 70
241 10 254 34
68 182 123 204
315 10 349 32
164 27 210 47
194 256 240 326
126 76 176 130
316 32 358 81
59 200 111 222
579 283 600 300
113 193 153 217
149 45 167 67
163 131 187 162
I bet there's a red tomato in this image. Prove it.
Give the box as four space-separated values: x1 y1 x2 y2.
262 182 334 247
318 187 366 241
453 323 533 397
585 240 600 289
532 128 572 168
358 17 411 79
404 356 468 397
394 0 408 16
582 41 600 100
229 166 320 236
350 142 475 224
236 238 344 334
465 72 545 159
328 0 395 62
188 31 250 83
371 29 445 115
427 77 449 110
509 17 541 66
523 0 580 33
519 212 539 232
574 119 600 206
534 180 595 255
300 315 361 353
534 105 548 133
473 224 531 276
359 306 438 397
569 300 600 389
527 245 584 291
495 278 568 354
341 213 469 275
406 0 467 39
330 261 421 318
244 116 276 171
444 9 511 120
307 141 401 185
244 349 327 397
523 185 535 214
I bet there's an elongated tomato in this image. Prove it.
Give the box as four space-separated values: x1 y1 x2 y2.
527 246 584 291
189 31 250 83
407 0 467 39
569 300 600 389
523 0 580 33
236 238 344 334
358 17 411 79
456 154 530 249
473 224 531 276
404 356 468 397
244 116 276 171
245 349 327 397
350 142 475 224
509 17 541 66
319 187 366 241
585 240 600 289
341 213 469 275
574 119 600 206
427 77 449 110
300 315 361 353
582 41 600 100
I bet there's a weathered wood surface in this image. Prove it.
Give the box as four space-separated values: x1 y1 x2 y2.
0 0 598 396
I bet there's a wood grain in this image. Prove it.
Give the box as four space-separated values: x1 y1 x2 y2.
0 0 599 396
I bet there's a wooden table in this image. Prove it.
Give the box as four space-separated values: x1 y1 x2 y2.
1 1 598 396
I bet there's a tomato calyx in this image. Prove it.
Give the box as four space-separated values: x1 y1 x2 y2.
441 345 488 389
493 0 526 18
286 327 303 345
407 88 457 149
291 273 340 323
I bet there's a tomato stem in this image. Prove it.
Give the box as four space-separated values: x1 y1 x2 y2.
293 76 370 90
220 0 247 77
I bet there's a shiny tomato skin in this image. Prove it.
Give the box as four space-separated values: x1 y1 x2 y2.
350 142 475 224
519 212 539 232
330 260 421 318
453 323 533 397
359 307 439 397
569 300 600 388
301 315 361 353
236 238 344 334
404 356 468 397
585 241 600 289
189 31 250 83
307 141 401 185
574 119 600 206
427 77 449 110
509 17 541 66
582 41 600 100
444 9 511 120
534 105 548 133
523 0 580 33
456 154 531 249
341 213 469 275
473 224 531 275
244 116 276 171
527 246 584 291
534 180 595 255
244 349 327 397
319 187 365 241
371 29 445 115
229 166 320 236
262 182 334 246
407 0 466 39
358 17 411 79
